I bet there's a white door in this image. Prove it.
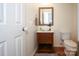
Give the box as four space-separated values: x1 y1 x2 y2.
14 4 25 56
15 36 23 56
0 3 25 56
0 4 8 56
0 41 7 56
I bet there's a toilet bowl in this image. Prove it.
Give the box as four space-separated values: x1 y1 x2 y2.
64 40 77 56
61 32 77 56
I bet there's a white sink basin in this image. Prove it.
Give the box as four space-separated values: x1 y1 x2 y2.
36 26 54 33
37 30 54 33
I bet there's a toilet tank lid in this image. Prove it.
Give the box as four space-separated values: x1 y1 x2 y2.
64 40 77 47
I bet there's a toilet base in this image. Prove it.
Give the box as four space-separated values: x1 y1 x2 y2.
64 49 76 56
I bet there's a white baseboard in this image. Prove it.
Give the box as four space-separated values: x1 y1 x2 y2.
31 47 37 56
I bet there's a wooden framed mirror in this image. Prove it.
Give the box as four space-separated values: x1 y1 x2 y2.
39 7 53 26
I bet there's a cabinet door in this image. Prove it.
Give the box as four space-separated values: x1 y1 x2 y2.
37 33 53 44
0 41 7 56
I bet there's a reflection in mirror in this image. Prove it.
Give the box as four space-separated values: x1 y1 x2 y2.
39 7 53 26
43 11 52 24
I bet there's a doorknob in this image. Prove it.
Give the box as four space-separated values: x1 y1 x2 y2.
22 27 24 31
22 27 28 32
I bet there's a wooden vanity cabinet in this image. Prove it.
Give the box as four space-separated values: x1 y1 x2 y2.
37 33 53 44
37 32 53 53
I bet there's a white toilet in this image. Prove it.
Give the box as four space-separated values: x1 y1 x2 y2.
62 32 77 56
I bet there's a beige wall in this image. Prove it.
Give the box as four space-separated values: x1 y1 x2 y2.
71 4 77 42
77 4 79 55
36 3 77 47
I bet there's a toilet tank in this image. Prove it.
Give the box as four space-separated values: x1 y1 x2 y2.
62 32 71 40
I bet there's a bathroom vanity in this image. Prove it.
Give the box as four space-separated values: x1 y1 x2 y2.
37 31 54 53
36 7 54 53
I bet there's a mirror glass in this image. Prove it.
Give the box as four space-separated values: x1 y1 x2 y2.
39 7 53 26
